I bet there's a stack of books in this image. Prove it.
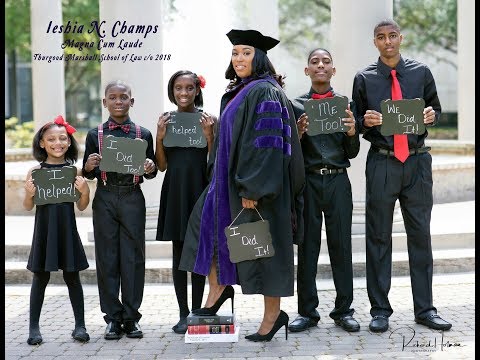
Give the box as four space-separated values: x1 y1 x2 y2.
184 311 239 343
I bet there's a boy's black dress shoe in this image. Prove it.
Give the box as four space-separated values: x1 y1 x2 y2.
288 316 318 332
369 315 389 333
415 313 452 331
334 315 360 332
72 326 90 342
104 321 123 340
172 318 188 334
124 321 143 338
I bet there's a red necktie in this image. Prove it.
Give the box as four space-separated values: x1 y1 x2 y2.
311 91 333 99
108 121 130 134
391 69 409 163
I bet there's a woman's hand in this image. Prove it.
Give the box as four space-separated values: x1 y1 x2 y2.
242 197 258 209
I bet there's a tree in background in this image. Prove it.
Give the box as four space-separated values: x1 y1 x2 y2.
5 0 178 126
5 0 30 120
279 0 457 69
5 0 457 123
5 0 101 125
394 0 457 69
279 0 330 55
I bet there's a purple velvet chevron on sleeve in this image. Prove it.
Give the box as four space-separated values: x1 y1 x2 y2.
255 100 282 114
253 99 293 155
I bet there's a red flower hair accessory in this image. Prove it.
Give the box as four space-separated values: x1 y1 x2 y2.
198 75 206 88
53 115 76 135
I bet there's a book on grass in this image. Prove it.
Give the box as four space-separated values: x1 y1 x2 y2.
187 324 235 335
185 325 240 343
186 311 235 325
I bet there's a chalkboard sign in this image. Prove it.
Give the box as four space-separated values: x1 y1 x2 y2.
225 218 274 264
32 166 80 205
380 98 426 136
303 95 349 135
99 135 147 175
163 112 206 148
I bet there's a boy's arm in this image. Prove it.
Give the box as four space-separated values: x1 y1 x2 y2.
82 130 100 179
144 130 158 179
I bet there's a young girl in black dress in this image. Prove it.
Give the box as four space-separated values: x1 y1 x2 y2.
23 116 91 345
155 70 215 334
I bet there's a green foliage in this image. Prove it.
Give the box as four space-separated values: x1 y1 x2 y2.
5 0 31 61
5 117 35 148
279 0 330 58
394 0 457 68
61 0 101 95
279 0 457 67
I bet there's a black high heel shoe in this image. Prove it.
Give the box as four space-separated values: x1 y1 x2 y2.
192 285 235 316
245 310 289 342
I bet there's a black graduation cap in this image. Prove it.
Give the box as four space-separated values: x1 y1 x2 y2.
226 29 279 53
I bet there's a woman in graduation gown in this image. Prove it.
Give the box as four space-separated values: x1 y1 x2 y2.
180 29 305 342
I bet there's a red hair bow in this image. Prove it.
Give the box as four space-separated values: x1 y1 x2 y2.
53 115 76 135
198 75 206 88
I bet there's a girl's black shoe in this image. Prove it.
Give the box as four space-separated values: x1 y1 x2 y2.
192 285 235 316
245 310 289 342
172 317 188 334
27 328 43 345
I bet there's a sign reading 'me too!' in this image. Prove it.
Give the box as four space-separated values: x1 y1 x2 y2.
32 166 80 205
303 95 350 135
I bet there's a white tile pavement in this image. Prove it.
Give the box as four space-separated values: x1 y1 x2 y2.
5 273 475 359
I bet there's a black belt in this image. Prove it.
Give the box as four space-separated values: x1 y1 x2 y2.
309 166 345 175
371 146 431 157
97 182 140 194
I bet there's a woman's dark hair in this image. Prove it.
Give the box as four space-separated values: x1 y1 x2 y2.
167 70 204 108
307 48 333 64
32 123 79 164
225 49 285 90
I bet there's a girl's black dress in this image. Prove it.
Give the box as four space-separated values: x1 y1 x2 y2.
27 162 89 273
156 144 208 243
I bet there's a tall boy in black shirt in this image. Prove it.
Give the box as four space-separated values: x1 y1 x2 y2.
352 19 451 333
